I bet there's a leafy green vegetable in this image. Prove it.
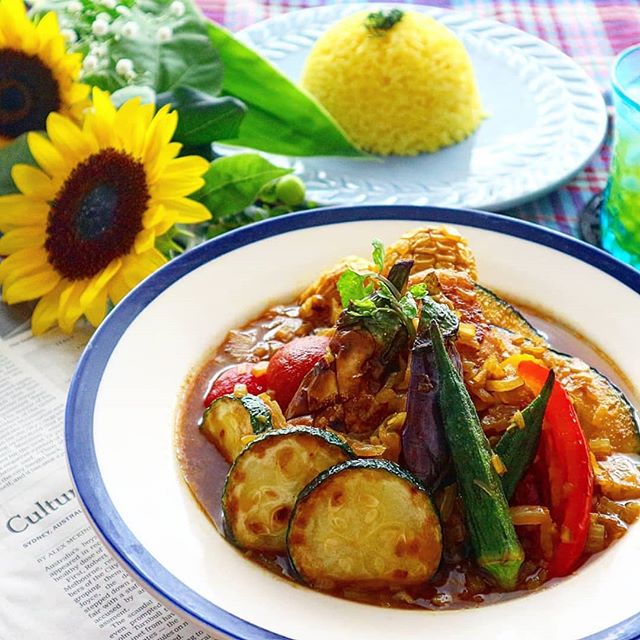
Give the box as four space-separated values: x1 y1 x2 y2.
372 239 385 273
157 87 246 145
365 9 405 36
336 243 423 328
409 283 428 298
337 270 374 307
0 135 35 196
206 22 363 157
398 293 419 320
194 154 291 219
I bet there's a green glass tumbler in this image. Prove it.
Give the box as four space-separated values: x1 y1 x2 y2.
602 45 640 267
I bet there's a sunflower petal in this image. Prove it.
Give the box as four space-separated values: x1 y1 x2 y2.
36 12 64 61
120 249 166 289
142 203 166 228
160 197 211 224
153 215 177 237
160 156 210 180
152 175 205 199
0 195 49 230
145 142 182 184
85 286 109 328
108 272 131 305
79 258 121 310
57 280 85 334
31 280 65 335
28 132 68 178
114 99 153 158
11 164 58 199
3 266 60 304
46 112 96 162
143 106 178 170
0 226 46 254
0 246 49 283
134 228 156 254
92 87 117 122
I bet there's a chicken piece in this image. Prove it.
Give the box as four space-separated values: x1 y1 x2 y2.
383 226 477 281
298 255 372 325
287 261 413 436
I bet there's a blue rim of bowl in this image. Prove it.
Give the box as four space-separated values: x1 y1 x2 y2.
66 205 640 640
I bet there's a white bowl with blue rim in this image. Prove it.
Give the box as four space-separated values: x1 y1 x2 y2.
66 205 640 640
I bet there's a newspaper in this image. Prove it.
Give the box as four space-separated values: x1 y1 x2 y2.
0 303 213 640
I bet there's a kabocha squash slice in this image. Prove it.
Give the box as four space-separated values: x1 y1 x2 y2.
287 458 442 591
474 284 545 345
201 393 273 463
542 350 640 454
222 427 354 553
474 285 640 454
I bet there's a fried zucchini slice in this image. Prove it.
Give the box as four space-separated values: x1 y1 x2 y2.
222 427 353 552
201 393 273 463
287 459 442 591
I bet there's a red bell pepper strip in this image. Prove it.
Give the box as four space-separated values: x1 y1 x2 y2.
518 360 594 578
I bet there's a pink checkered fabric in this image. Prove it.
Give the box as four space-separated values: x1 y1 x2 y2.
196 0 640 237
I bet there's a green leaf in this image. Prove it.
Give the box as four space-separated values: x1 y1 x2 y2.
398 293 418 320
409 283 428 298
206 22 363 157
372 238 385 273
194 154 291 219
156 87 246 145
69 2 223 97
0 135 35 196
337 269 374 307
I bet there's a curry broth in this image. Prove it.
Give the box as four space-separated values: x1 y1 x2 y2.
175 296 639 610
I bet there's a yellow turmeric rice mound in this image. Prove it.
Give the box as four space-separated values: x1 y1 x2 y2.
301 9 483 156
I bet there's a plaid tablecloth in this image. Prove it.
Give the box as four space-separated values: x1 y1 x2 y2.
196 0 640 238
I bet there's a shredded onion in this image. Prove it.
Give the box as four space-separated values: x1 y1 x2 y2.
510 505 555 559
486 377 524 392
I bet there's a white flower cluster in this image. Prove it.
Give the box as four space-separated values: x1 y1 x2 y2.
72 0 182 81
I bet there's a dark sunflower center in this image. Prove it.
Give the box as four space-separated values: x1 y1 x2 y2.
46 149 150 281
76 184 119 240
0 48 61 138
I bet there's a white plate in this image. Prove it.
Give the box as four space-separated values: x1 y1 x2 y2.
66 206 640 640
231 3 607 211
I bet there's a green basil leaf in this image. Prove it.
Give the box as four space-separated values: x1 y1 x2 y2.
398 293 418 320
337 269 373 307
157 87 246 145
352 298 376 312
409 283 428 298
206 22 363 157
372 238 385 272
194 154 291 219
0 135 35 196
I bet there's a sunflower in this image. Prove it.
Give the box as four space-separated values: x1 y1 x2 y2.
0 0 89 148
0 88 211 334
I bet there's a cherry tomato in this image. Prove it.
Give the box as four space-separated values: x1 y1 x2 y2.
203 363 266 407
266 335 330 410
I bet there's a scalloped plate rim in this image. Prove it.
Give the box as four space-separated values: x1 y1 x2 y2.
232 3 608 211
